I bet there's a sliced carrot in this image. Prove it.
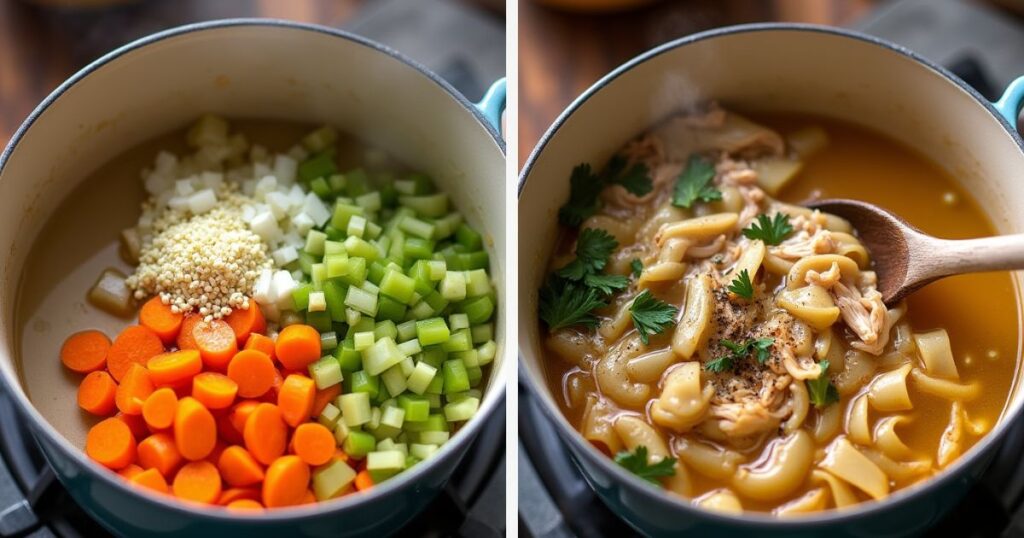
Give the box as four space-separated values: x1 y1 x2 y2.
146 349 201 387
354 469 374 491
261 367 285 404
139 296 184 345
207 440 229 467
300 489 316 505
228 400 260 434
141 387 178 430
116 411 151 439
115 364 154 416
262 455 310 508
218 487 261 505
174 397 216 461
177 314 202 351
131 467 169 494
78 371 117 416
138 432 182 477
227 350 276 399
244 333 276 361
277 374 315 428
311 384 342 418
86 417 136 469
192 372 238 410
61 330 111 373
225 302 266 346
172 460 222 504
290 423 335 466
118 463 144 480
226 499 263 511
274 325 321 371
218 445 266 487
334 449 350 463
243 403 287 465
107 325 164 382
191 319 238 370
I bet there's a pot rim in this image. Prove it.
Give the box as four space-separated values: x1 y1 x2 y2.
518 22 1024 528
0 18 507 522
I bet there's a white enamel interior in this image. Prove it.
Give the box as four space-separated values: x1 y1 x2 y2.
519 26 1024 498
0 22 506 484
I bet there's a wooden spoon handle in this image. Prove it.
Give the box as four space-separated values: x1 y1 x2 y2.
920 234 1024 280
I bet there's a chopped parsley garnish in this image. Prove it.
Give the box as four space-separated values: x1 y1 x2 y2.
583 273 629 295
806 360 840 408
557 157 652 228
705 337 775 372
629 290 678 345
727 269 754 300
614 446 676 485
557 228 618 281
742 213 793 245
539 277 606 331
672 154 722 209
630 258 643 278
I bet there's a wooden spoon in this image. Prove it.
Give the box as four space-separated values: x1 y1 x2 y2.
807 198 1024 306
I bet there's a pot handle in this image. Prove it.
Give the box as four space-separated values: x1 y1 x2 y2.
475 78 507 133
994 76 1024 126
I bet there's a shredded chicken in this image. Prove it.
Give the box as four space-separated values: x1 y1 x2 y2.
771 229 836 260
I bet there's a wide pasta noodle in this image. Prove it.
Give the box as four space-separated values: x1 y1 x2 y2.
819 437 889 501
614 415 670 462
874 415 914 461
845 394 871 446
909 369 980 401
595 337 652 407
867 364 913 411
914 330 960 380
672 274 713 359
581 395 623 455
675 437 744 481
731 430 814 501
651 362 713 432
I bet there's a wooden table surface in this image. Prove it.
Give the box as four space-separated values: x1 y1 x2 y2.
518 0 880 167
0 0 368 148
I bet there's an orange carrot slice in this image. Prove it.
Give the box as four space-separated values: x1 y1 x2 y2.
227 350 276 399
61 330 111 374
107 326 164 382
177 314 202 350
218 445 265 487
138 432 182 477
193 319 238 370
290 423 335 466
226 499 263 511
139 296 184 345
115 364 154 416
130 467 169 494
116 411 150 440
174 397 216 461
311 384 342 418
274 325 321 371
147 350 202 386
354 469 374 491
141 387 178 430
225 303 266 346
192 372 238 410
86 417 137 469
244 333 276 361
118 463 144 480
277 374 315 428
172 460 222 504
218 486 261 505
78 371 117 416
243 403 287 465
228 400 260 435
262 455 310 508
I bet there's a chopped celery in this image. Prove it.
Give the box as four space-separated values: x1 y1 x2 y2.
467 366 482 387
477 340 497 365
397 339 422 357
339 393 372 427
367 261 387 285
310 263 327 288
462 295 494 324
313 458 356 501
455 223 483 250
439 271 467 301
310 176 332 198
416 317 451 346
442 329 473 353
342 257 368 286
355 191 382 212
380 405 405 429
380 269 416 303
299 152 337 182
322 280 347 322
331 202 364 230
449 313 470 331
366 450 405 475
399 394 430 421
444 396 479 422
297 251 317 275
410 443 438 460
343 430 376 458
427 260 447 280
453 349 480 368
292 283 313 312
417 430 450 445
362 337 405 376
349 370 379 399
381 364 408 396
309 356 343 389
464 269 492 297
406 362 437 395
348 215 367 238
433 212 463 240
344 236 379 261
374 320 399 341
396 320 418 342
399 193 448 218
306 310 332 333
443 359 470 394
318 402 341 429
420 345 447 368
325 255 350 279
345 285 378 316
471 324 494 344
333 421 350 444
345 308 362 327
399 217 436 240
368 407 382 430
376 296 407 323
335 341 362 371
426 393 442 409
398 356 415 377
308 290 327 312
302 125 338 152
354 331 375 351
346 317 374 339
305 230 327 256
324 240 346 255
328 173 346 193
345 169 371 197
405 413 447 433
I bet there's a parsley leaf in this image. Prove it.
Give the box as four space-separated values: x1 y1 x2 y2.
584 273 629 295
706 337 776 372
672 155 722 208
558 164 603 227
614 446 676 485
539 277 607 331
727 269 755 300
629 290 678 345
606 155 653 197
806 360 840 408
556 228 619 281
742 213 794 246
630 258 643 278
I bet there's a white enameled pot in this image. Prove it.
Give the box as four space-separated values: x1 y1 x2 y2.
0 19 506 538
519 23 1024 537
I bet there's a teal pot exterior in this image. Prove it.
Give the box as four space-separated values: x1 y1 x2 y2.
0 19 506 538
518 23 1024 538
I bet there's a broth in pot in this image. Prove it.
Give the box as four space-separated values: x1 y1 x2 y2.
538 104 1020 515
